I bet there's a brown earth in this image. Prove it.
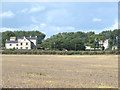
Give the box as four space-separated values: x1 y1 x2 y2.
2 55 118 88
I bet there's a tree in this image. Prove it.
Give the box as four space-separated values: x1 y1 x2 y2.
2 31 45 47
2 31 15 47
40 31 86 51
88 34 105 50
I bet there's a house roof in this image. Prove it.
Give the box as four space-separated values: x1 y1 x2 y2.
20 37 37 40
6 36 37 44
6 40 18 43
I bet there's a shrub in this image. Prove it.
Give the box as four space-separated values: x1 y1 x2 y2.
2 50 119 55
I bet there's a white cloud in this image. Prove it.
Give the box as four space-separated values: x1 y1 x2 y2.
91 21 118 34
28 5 45 13
0 27 17 32
0 24 46 32
93 18 102 22
31 16 38 23
0 26 37 32
25 24 75 33
20 4 46 14
106 22 118 30
40 23 46 27
1 11 15 18
21 8 28 13
0 24 76 39
46 9 69 23
101 20 118 32
51 26 75 32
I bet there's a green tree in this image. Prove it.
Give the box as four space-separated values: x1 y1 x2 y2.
2 31 45 47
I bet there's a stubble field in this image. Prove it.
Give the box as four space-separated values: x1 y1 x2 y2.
2 55 118 88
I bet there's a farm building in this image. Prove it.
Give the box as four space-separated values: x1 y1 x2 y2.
112 46 118 50
85 46 94 50
99 39 110 50
85 39 110 50
5 36 37 49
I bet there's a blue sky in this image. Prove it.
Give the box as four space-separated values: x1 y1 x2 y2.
1 2 118 38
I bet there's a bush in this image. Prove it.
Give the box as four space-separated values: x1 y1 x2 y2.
1 50 119 55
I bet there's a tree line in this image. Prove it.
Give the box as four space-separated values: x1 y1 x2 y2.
1 29 119 51
1 31 45 47
39 29 119 51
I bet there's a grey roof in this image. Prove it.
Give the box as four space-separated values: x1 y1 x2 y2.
6 40 18 43
6 36 37 43
20 37 37 40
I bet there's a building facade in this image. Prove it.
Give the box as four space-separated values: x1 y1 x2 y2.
99 39 110 50
5 36 37 49
112 46 118 50
85 39 110 50
85 46 94 50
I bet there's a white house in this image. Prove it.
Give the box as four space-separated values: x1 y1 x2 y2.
5 36 37 49
99 39 110 50
85 39 110 50
112 46 118 50
85 46 94 50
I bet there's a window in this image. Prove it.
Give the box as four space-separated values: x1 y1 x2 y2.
10 44 12 46
26 47 28 49
21 43 22 45
26 43 28 45
21 47 22 49
16 44 18 46
16 47 18 49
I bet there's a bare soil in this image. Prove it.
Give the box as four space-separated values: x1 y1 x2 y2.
2 55 118 88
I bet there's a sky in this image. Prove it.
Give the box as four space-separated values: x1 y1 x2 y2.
1 2 118 39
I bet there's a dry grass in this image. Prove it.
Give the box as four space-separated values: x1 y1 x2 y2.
2 55 118 88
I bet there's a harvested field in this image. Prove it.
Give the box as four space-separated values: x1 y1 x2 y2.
2 55 118 88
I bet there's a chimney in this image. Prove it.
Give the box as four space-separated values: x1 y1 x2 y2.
10 37 16 41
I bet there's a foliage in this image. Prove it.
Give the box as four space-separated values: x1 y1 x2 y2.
40 31 94 51
2 50 120 55
88 34 105 48
2 31 45 47
1 29 119 51
100 29 119 47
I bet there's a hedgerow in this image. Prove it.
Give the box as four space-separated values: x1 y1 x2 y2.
1 50 120 55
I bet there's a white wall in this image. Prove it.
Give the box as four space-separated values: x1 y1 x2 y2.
30 39 37 47
112 46 117 50
99 39 109 50
6 38 31 49
85 46 91 49
103 39 109 50
5 43 17 49
85 46 94 50
5 37 38 49
17 38 31 49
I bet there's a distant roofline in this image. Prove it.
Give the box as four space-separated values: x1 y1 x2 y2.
6 40 18 43
19 36 37 40
6 36 37 43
